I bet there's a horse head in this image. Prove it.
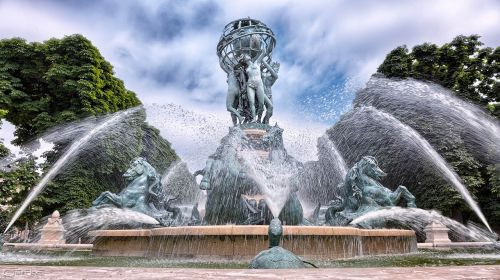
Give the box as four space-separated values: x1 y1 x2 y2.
357 156 386 180
123 157 147 181
123 157 158 182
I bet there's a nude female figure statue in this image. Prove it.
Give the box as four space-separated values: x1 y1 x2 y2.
260 61 279 124
221 62 245 125
239 48 267 123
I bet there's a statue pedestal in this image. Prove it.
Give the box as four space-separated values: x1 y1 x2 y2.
2 210 95 252
242 128 269 160
39 210 66 245
243 128 266 139
424 221 451 244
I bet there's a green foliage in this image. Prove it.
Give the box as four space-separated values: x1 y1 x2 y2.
0 109 8 158
482 164 500 227
0 159 46 228
0 34 141 143
0 35 177 229
377 46 412 78
378 35 499 118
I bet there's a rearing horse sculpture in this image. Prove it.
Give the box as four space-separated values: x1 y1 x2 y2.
92 157 161 216
325 156 416 226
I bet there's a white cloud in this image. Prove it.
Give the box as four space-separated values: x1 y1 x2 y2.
0 0 498 168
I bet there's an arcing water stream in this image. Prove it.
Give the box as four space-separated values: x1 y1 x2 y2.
351 207 497 242
361 106 492 232
4 107 141 233
327 75 500 233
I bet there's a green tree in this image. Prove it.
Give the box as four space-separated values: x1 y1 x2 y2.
0 35 180 229
377 46 411 78
378 35 499 118
0 34 141 143
0 109 8 158
0 159 47 229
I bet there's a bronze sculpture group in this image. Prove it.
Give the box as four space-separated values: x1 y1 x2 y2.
92 18 418 232
217 18 279 125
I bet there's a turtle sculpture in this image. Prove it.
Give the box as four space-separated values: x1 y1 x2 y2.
249 218 316 269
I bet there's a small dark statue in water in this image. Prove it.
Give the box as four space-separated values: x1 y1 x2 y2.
92 157 181 226
250 218 315 269
325 156 416 226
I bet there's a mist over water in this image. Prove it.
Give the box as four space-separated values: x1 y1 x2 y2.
144 103 325 172
351 207 497 242
62 208 159 243
3 74 498 245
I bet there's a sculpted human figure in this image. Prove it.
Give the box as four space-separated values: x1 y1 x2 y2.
260 61 279 124
221 62 245 125
239 46 267 123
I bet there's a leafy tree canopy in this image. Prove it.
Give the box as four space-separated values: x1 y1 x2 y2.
0 35 181 230
0 34 141 143
377 35 499 118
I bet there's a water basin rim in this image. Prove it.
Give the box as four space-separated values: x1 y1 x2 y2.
88 226 415 237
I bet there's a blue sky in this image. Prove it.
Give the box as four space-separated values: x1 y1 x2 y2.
1 0 499 168
1 0 498 122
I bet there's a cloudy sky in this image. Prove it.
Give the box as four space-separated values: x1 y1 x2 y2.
1 0 499 169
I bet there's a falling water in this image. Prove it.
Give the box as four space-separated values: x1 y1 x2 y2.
241 152 296 217
159 160 200 204
361 106 492 232
62 208 159 243
144 103 324 172
351 207 497 242
318 134 348 179
3 107 141 233
357 75 500 163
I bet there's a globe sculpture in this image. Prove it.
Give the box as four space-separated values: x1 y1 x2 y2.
217 18 279 125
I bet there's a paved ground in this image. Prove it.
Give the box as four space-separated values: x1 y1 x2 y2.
1 265 500 280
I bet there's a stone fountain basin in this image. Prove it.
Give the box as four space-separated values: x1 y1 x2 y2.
89 226 416 260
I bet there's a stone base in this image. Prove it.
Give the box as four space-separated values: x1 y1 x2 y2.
417 242 495 249
424 222 451 244
89 226 417 260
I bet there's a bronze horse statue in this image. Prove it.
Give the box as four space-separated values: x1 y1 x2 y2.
325 156 416 225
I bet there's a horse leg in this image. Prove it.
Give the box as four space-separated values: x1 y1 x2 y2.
399 186 417 208
390 186 416 208
92 191 122 208
199 159 214 190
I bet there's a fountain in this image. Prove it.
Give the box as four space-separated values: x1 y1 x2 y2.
2 18 497 268
87 18 417 261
